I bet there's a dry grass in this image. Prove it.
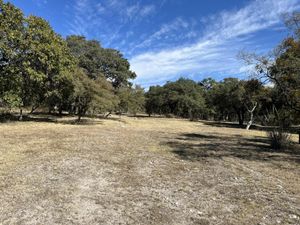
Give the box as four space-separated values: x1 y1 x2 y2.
0 116 299 225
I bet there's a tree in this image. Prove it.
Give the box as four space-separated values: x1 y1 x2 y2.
72 68 118 121
100 48 137 88
210 78 246 125
66 36 136 88
199 78 218 120
24 16 75 113
242 79 263 130
145 78 206 120
0 0 25 116
117 85 145 116
240 12 300 144
145 86 165 116
0 2 75 118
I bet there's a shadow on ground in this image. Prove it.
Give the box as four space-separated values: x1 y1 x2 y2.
0 113 108 125
201 120 300 134
162 132 300 164
201 120 246 129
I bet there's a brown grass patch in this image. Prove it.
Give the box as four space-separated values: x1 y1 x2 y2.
0 116 299 224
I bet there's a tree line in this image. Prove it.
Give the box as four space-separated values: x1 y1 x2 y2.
1 0 299 136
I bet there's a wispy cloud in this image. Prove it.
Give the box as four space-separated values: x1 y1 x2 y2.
130 0 300 86
68 0 157 46
126 3 156 20
132 17 193 49
32 0 48 7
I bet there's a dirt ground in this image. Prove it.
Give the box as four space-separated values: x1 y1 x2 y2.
0 116 299 225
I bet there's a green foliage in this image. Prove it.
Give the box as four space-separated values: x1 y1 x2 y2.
24 16 75 110
117 85 145 115
208 78 246 124
270 37 300 123
0 2 75 113
145 86 165 116
146 78 206 120
0 0 25 108
1 91 21 109
72 68 118 120
0 1 134 120
66 36 136 88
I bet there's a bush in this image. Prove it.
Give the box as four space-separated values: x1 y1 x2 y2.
268 129 291 150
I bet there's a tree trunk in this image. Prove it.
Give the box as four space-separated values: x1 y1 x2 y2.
77 106 82 122
237 112 244 126
77 114 82 122
19 108 23 121
246 112 254 130
58 106 63 116
246 102 257 130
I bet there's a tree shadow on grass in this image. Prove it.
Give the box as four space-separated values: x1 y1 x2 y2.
0 113 105 125
201 120 278 132
201 120 246 129
162 132 300 164
200 120 300 135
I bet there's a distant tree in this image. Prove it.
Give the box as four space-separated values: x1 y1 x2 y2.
210 78 246 125
130 85 145 115
199 78 218 119
242 79 264 130
145 86 165 116
117 85 145 115
146 78 206 120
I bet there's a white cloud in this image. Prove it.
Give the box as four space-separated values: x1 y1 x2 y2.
130 0 300 86
125 3 156 20
68 0 157 46
130 17 195 52
32 0 48 7
140 5 156 17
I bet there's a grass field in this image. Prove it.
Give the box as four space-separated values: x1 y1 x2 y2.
0 116 299 224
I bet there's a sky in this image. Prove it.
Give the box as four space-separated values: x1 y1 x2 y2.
6 0 300 87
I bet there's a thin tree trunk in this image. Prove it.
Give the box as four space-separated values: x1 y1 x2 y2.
77 114 82 122
19 108 23 121
77 107 83 122
237 112 244 126
246 112 254 130
58 106 63 116
246 102 257 130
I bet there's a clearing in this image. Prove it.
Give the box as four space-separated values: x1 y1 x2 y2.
0 116 299 225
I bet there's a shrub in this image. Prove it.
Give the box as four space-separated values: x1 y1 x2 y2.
268 129 291 150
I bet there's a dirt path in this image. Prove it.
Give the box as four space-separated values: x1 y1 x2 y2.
0 117 299 224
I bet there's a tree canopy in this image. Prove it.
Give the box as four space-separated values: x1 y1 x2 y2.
66 35 136 88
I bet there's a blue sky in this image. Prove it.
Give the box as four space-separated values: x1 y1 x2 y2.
7 0 300 87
